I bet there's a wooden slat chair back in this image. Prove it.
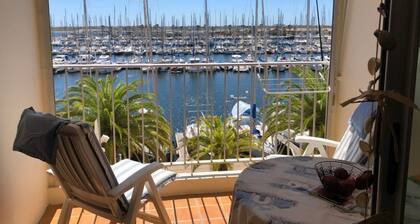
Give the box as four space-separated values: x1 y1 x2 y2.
52 123 128 219
51 122 172 224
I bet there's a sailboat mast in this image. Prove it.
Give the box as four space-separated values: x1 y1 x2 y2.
83 0 90 61
306 0 311 52
315 0 324 60
204 0 210 61
83 0 88 28
262 0 267 60
161 15 164 54
253 0 259 60
250 0 260 134
64 9 67 37
108 15 112 59
143 0 152 62
76 14 80 51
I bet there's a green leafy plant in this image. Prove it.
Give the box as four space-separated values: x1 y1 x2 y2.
56 75 173 163
186 115 260 171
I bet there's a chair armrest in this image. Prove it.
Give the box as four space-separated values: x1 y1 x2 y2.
294 136 340 157
294 136 340 148
108 162 164 198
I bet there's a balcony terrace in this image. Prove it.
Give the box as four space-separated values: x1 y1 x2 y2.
38 61 330 223
2 0 404 223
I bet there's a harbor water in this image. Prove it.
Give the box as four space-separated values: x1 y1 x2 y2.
53 53 304 133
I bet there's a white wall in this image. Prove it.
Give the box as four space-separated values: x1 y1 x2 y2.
328 0 380 141
0 0 53 223
408 47 420 177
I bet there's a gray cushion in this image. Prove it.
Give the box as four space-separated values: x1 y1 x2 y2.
111 159 177 201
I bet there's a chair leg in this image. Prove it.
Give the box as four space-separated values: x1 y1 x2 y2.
124 180 146 224
58 199 73 224
145 176 171 224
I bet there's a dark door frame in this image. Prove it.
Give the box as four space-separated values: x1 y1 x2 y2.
375 0 420 222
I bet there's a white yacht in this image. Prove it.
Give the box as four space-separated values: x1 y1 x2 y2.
96 55 111 64
232 55 250 72
52 55 70 73
77 54 96 64
53 55 79 73
129 57 142 64
96 55 117 74
52 55 70 64
186 57 203 73
244 54 255 63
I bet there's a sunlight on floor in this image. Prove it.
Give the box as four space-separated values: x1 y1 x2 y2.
40 194 232 224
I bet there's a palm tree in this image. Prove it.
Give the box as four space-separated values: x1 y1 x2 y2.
262 66 328 146
56 75 173 163
186 116 260 171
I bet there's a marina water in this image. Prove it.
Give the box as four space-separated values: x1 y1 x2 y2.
53 53 302 133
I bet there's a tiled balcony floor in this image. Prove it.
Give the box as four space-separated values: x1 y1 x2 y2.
40 194 232 224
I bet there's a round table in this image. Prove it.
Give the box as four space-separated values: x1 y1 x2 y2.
229 157 367 224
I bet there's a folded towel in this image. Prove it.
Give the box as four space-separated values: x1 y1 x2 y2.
13 107 70 164
348 102 377 138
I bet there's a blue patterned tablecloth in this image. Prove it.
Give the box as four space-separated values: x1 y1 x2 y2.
229 157 367 224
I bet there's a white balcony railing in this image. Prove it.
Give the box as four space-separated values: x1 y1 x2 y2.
53 61 330 178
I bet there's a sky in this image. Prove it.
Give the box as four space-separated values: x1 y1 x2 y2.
49 0 333 27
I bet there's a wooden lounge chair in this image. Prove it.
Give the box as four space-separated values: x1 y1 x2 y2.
51 122 176 224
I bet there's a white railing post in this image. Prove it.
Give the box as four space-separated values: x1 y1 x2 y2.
125 68 131 160
111 70 116 163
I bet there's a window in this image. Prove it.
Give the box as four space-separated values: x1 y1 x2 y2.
49 0 333 172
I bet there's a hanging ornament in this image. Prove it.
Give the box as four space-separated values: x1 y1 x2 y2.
377 3 388 18
374 30 397 50
359 141 374 156
364 117 375 134
368 57 381 76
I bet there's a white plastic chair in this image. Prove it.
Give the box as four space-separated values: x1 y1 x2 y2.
294 125 365 162
295 102 376 163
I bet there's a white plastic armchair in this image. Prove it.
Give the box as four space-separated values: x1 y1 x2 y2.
294 135 339 157
294 125 366 163
294 102 377 163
